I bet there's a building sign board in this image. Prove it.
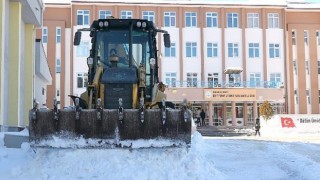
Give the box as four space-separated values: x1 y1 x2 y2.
261 115 320 134
204 89 256 101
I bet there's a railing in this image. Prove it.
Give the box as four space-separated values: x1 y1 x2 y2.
165 81 284 89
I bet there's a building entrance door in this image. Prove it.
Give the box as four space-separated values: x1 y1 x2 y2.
235 103 244 126
226 104 232 126
213 104 223 126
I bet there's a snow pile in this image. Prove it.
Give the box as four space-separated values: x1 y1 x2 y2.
1 129 320 179
0 131 225 180
36 135 188 149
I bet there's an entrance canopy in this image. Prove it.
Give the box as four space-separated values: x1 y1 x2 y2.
224 67 243 74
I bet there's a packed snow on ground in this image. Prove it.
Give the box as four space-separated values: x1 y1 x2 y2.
1 117 320 180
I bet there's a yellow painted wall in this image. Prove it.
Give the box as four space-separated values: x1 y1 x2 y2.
0 0 4 126
24 24 34 126
8 2 21 126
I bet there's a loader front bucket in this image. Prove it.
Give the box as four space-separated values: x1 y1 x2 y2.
29 108 191 148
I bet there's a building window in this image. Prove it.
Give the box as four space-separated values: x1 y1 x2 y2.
77 41 90 57
307 90 311 104
268 13 279 28
292 31 296 45
306 60 310 75
56 27 61 43
206 12 218 28
77 10 90 25
208 73 214 87
207 43 218 57
207 43 218 58
77 73 88 88
304 31 309 46
228 43 239 57
42 27 48 43
318 60 320 74
164 12 176 27
99 10 112 19
56 59 61 73
164 43 176 57
165 72 177 87
213 73 219 86
269 43 280 58
293 60 297 75
248 43 259 58
247 13 259 28
228 74 241 87
208 73 219 87
186 42 197 57
249 73 261 87
142 11 155 23
185 12 197 27
295 90 299 104
120 11 132 19
317 31 320 46
227 13 238 28
270 73 281 87
187 73 198 87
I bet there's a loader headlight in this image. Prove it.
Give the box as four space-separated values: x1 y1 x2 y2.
150 58 155 69
104 21 109 27
98 21 104 27
142 22 147 28
87 57 93 65
136 21 142 28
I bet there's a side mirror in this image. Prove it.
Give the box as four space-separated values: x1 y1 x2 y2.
163 33 171 48
74 31 81 46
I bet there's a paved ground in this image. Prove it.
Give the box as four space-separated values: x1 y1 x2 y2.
196 125 250 137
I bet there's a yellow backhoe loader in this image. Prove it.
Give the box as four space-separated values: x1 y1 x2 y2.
29 18 192 148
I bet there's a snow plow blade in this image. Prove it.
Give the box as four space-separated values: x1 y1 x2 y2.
29 109 191 148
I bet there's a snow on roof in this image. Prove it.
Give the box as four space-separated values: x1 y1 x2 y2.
67 0 288 6
43 0 320 8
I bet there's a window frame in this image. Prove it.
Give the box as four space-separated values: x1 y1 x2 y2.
185 12 197 27
164 12 176 27
142 11 155 23
292 30 296 45
56 58 61 73
42 27 48 43
269 43 280 58
268 13 279 29
206 12 218 28
186 42 197 57
304 31 309 46
120 10 133 19
249 73 261 87
247 13 259 28
228 43 239 58
164 42 176 57
56 27 61 44
99 10 112 19
248 43 259 58
187 73 198 87
227 13 238 28
77 10 90 26
77 72 88 89
270 73 281 87
207 42 218 58
165 72 177 87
